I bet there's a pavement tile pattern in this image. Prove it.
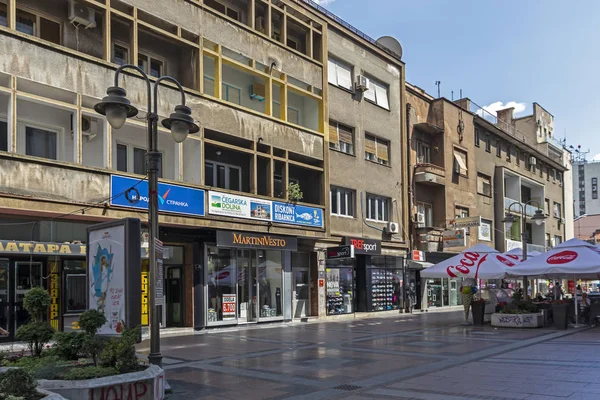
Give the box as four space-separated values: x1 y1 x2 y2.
136 311 600 399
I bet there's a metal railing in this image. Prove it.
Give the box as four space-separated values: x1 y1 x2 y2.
297 0 402 60
504 197 542 218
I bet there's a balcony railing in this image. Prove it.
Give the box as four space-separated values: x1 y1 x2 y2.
414 163 445 186
504 197 539 218
506 239 546 254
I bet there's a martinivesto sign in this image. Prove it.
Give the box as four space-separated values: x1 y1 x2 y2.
216 230 297 251
0 240 86 256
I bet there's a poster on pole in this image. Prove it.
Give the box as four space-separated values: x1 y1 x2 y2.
87 218 141 336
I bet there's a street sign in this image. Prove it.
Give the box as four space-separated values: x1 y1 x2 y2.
443 229 467 248
451 216 481 228
155 238 164 301
326 245 355 260
412 250 425 261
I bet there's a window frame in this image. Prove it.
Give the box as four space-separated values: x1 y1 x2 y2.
138 51 167 79
455 206 469 219
112 40 130 66
496 139 501 158
115 142 162 178
327 57 353 91
328 120 355 155
477 173 492 197
416 140 431 164
18 120 62 161
10 5 62 45
205 159 243 191
366 193 390 223
363 78 390 110
330 186 355 218
474 128 480 147
553 202 562 219
364 134 390 166
453 148 468 177
485 134 491 152
416 201 433 227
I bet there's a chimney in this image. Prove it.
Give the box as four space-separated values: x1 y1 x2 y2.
496 107 515 133
454 98 471 112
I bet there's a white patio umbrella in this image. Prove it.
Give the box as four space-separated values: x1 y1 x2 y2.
421 244 516 280
555 238 596 248
508 245 600 325
504 248 541 261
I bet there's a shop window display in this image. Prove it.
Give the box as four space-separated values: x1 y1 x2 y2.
207 246 236 323
63 260 86 313
257 250 283 318
325 259 354 315
368 256 403 312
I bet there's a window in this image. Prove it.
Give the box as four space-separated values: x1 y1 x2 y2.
364 79 390 110
416 140 431 164
544 198 550 215
474 128 480 147
557 171 563 185
0 120 7 152
416 202 433 227
205 161 242 191
455 206 469 219
204 0 241 21
593 178 598 185
11 8 61 45
113 43 129 66
546 233 551 247
329 121 354 155
553 202 561 219
116 144 128 172
506 144 511 162
63 260 86 313
273 175 298 199
138 53 165 78
327 58 353 90
222 83 241 105
330 187 354 217
516 149 520 165
366 194 390 222
496 139 501 157
551 169 556 182
365 134 390 166
453 149 468 176
554 235 562 246
273 101 300 125
26 126 57 160
133 147 146 175
485 135 491 152
477 173 492 197
539 163 544 178
546 166 550 181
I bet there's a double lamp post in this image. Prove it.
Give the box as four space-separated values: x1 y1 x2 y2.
501 200 547 299
95 65 199 366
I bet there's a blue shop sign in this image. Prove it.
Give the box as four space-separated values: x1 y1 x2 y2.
110 175 205 217
272 202 323 228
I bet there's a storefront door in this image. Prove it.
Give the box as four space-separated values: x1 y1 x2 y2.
0 260 8 337
237 250 257 323
14 262 43 331
293 268 309 318
165 266 183 327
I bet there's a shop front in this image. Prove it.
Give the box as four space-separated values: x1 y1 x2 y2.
203 230 297 327
325 238 406 316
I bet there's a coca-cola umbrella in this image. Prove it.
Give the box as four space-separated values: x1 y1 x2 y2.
420 244 519 280
504 248 541 261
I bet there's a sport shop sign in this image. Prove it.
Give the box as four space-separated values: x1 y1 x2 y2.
343 237 381 255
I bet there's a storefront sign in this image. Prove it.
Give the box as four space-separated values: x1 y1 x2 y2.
443 229 466 248
222 294 237 320
326 245 354 260
412 250 425 261
141 271 149 326
111 175 205 217
88 218 141 336
319 279 324 287
209 191 271 221
272 202 323 228
49 266 60 331
217 230 298 251
479 220 492 241
343 238 381 255
451 216 481 228
155 239 164 301
0 240 86 256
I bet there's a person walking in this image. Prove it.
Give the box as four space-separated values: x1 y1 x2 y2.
553 282 564 300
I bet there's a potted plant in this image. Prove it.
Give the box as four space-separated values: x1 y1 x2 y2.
287 182 303 202
471 298 486 326
552 300 570 329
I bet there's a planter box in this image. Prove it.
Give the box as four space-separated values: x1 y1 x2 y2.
38 364 165 400
471 302 486 326
552 303 570 330
491 313 543 328
0 368 66 400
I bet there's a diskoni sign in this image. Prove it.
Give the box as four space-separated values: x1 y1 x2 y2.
110 175 205 217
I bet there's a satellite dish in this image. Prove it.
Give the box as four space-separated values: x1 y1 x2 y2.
376 36 403 59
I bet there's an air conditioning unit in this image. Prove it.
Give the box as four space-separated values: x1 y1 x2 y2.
81 115 99 141
355 75 369 92
386 221 399 234
416 213 426 224
250 83 266 101
529 156 537 166
68 0 97 29
255 16 265 33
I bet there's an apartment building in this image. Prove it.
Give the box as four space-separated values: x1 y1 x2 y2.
406 85 571 309
0 0 411 339
573 160 600 217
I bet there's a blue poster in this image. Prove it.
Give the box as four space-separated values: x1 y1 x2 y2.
272 202 324 228
110 175 205 217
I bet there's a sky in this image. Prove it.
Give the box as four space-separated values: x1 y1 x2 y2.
315 0 600 160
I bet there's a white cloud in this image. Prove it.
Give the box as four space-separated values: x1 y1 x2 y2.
476 101 527 119
313 0 336 6
592 153 600 162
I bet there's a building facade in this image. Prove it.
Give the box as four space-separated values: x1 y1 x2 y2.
573 160 600 217
0 0 410 339
406 86 571 310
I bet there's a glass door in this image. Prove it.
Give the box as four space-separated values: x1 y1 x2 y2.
293 268 309 318
0 260 8 337
236 250 257 323
14 262 43 331
165 266 183 327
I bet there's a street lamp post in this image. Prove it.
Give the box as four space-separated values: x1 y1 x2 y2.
94 65 199 367
502 201 547 299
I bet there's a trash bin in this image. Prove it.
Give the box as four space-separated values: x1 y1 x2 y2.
540 309 550 327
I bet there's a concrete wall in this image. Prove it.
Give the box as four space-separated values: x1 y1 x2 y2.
327 28 405 244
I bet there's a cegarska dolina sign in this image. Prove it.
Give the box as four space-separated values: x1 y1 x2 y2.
326 245 355 260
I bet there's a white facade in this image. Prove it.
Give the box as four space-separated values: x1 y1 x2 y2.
573 161 600 217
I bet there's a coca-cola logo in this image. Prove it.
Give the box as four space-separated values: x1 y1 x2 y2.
547 250 578 264
446 252 487 278
496 255 516 267
215 271 230 280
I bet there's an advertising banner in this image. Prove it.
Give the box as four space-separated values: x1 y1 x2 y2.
216 230 298 251
222 294 237 320
209 191 272 221
88 218 141 336
272 202 324 228
343 237 381 255
111 175 205 217
443 229 467 248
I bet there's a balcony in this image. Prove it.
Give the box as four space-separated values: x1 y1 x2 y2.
504 197 539 218
414 163 445 186
506 239 546 254
415 226 443 252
